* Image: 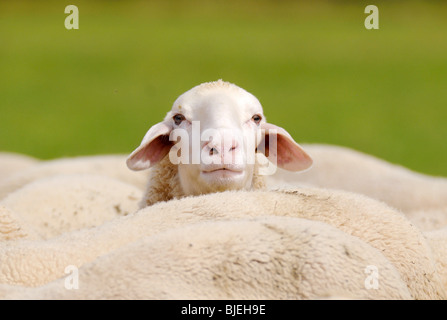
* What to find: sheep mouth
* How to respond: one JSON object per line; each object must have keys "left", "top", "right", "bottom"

{"left": 200, "top": 165, "right": 245, "bottom": 181}
{"left": 200, "top": 168, "right": 245, "bottom": 186}
{"left": 201, "top": 164, "right": 244, "bottom": 175}
{"left": 203, "top": 168, "right": 241, "bottom": 173}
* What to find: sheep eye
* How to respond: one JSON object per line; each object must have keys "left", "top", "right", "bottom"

{"left": 173, "top": 114, "right": 185, "bottom": 125}
{"left": 252, "top": 114, "right": 262, "bottom": 125}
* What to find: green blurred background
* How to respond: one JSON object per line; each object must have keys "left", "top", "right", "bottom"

{"left": 0, "top": 0, "right": 446, "bottom": 176}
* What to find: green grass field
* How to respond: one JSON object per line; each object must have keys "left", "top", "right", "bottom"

{"left": 1, "top": 0, "right": 446, "bottom": 176}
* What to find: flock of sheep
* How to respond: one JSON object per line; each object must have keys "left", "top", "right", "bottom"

{"left": 1, "top": 80, "right": 446, "bottom": 300}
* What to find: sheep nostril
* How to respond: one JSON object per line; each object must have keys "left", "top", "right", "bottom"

{"left": 228, "top": 142, "right": 238, "bottom": 152}
{"left": 209, "top": 148, "right": 218, "bottom": 156}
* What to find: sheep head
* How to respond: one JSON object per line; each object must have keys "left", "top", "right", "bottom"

{"left": 127, "top": 80, "right": 312, "bottom": 197}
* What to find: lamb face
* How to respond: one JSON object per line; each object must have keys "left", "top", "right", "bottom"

{"left": 127, "top": 80, "right": 312, "bottom": 197}
{"left": 168, "top": 84, "right": 263, "bottom": 195}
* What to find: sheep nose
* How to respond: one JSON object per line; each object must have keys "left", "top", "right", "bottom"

{"left": 208, "top": 140, "right": 238, "bottom": 156}
{"left": 202, "top": 131, "right": 241, "bottom": 166}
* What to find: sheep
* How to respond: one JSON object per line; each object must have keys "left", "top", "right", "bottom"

{"left": 0, "top": 188, "right": 443, "bottom": 299}
{"left": 0, "top": 174, "right": 142, "bottom": 239}
{"left": 268, "top": 144, "right": 447, "bottom": 218}
{"left": 0, "top": 217, "right": 412, "bottom": 300}
{"left": 126, "top": 79, "right": 313, "bottom": 207}
{"left": 0, "top": 205, "right": 39, "bottom": 241}
{"left": 406, "top": 208, "right": 447, "bottom": 232}
{"left": 0, "top": 152, "right": 39, "bottom": 181}
{"left": 424, "top": 227, "right": 447, "bottom": 291}
{"left": 0, "top": 206, "right": 26, "bottom": 241}
{"left": 0, "top": 155, "right": 148, "bottom": 200}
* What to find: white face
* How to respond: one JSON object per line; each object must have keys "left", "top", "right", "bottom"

{"left": 165, "top": 86, "right": 265, "bottom": 196}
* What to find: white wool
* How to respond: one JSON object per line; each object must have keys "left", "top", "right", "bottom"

{"left": 406, "top": 208, "right": 447, "bottom": 232}
{"left": 425, "top": 227, "right": 447, "bottom": 292}
{"left": 0, "top": 152, "right": 39, "bottom": 181}
{"left": 0, "top": 206, "right": 40, "bottom": 241}
{"left": 0, "top": 217, "right": 411, "bottom": 300}
{"left": 0, "top": 188, "right": 443, "bottom": 299}
{"left": 0, "top": 174, "right": 142, "bottom": 239}
{"left": 268, "top": 144, "right": 447, "bottom": 228}
{"left": 0, "top": 155, "right": 148, "bottom": 200}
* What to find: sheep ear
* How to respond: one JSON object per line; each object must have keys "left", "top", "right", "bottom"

{"left": 257, "top": 123, "right": 313, "bottom": 171}
{"left": 126, "top": 122, "right": 173, "bottom": 171}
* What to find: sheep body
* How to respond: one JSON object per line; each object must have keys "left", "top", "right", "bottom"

{"left": 269, "top": 144, "right": 447, "bottom": 216}
{"left": 425, "top": 227, "right": 447, "bottom": 291}
{"left": 0, "top": 188, "right": 443, "bottom": 299}
{"left": 0, "top": 152, "right": 39, "bottom": 181}
{"left": 406, "top": 208, "right": 447, "bottom": 232}
{"left": 0, "top": 217, "right": 412, "bottom": 300}
{"left": 0, "top": 206, "right": 39, "bottom": 241}
{"left": 0, "top": 155, "right": 148, "bottom": 200}
{"left": 0, "top": 174, "right": 142, "bottom": 239}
